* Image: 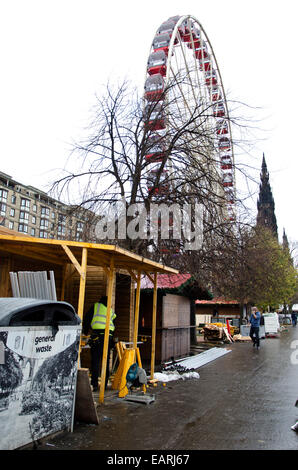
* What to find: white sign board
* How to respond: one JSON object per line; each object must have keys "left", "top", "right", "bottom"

{"left": 264, "top": 314, "right": 279, "bottom": 334}
{"left": 0, "top": 325, "right": 81, "bottom": 450}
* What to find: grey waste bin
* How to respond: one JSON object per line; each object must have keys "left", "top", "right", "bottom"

{"left": 240, "top": 324, "right": 265, "bottom": 338}
{"left": 0, "top": 298, "right": 81, "bottom": 450}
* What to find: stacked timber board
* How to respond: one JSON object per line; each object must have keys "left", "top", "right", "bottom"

{"left": 203, "top": 324, "right": 223, "bottom": 341}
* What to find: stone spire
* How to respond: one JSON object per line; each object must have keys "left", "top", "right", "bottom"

{"left": 256, "top": 154, "right": 278, "bottom": 237}
{"left": 282, "top": 227, "right": 289, "bottom": 251}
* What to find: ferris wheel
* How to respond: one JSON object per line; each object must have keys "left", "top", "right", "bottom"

{"left": 143, "top": 15, "right": 235, "bottom": 222}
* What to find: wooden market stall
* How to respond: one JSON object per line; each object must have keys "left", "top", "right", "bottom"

{"left": 139, "top": 273, "right": 212, "bottom": 363}
{"left": 0, "top": 231, "right": 178, "bottom": 403}
{"left": 195, "top": 298, "right": 241, "bottom": 326}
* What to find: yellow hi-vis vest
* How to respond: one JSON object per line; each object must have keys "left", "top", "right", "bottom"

{"left": 91, "top": 302, "right": 116, "bottom": 332}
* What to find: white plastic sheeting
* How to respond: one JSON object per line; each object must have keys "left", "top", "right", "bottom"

{"left": 154, "top": 371, "right": 200, "bottom": 382}
{"left": 164, "top": 347, "right": 232, "bottom": 371}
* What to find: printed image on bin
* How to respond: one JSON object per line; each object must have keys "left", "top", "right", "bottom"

{"left": 0, "top": 298, "right": 81, "bottom": 450}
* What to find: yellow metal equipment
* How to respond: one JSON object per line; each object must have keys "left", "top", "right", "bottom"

{"left": 112, "top": 343, "right": 146, "bottom": 397}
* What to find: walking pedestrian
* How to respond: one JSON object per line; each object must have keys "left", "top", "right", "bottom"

{"left": 83, "top": 296, "right": 116, "bottom": 391}
{"left": 291, "top": 312, "right": 297, "bottom": 327}
{"left": 249, "top": 306, "right": 261, "bottom": 349}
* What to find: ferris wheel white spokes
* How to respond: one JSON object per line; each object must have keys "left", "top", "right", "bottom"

{"left": 143, "top": 15, "right": 235, "bottom": 222}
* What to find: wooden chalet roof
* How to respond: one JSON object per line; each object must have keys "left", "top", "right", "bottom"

{"left": 0, "top": 230, "right": 179, "bottom": 275}
{"left": 141, "top": 273, "right": 191, "bottom": 289}
{"left": 140, "top": 273, "right": 212, "bottom": 300}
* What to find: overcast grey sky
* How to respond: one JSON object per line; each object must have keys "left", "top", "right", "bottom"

{"left": 0, "top": 0, "right": 297, "bottom": 243}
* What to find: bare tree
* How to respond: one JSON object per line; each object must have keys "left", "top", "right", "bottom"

{"left": 51, "top": 78, "right": 254, "bottom": 258}
{"left": 50, "top": 78, "right": 297, "bottom": 318}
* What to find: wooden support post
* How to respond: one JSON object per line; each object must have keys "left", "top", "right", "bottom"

{"left": 77, "top": 248, "right": 88, "bottom": 320}
{"left": 144, "top": 271, "right": 154, "bottom": 284}
{"left": 60, "top": 264, "right": 67, "bottom": 301}
{"left": 77, "top": 248, "right": 88, "bottom": 365}
{"left": 0, "top": 257, "right": 12, "bottom": 297}
{"left": 136, "top": 347, "right": 142, "bottom": 368}
{"left": 127, "top": 269, "right": 138, "bottom": 283}
{"left": 60, "top": 244, "right": 87, "bottom": 319}
{"left": 61, "top": 244, "right": 84, "bottom": 278}
{"left": 150, "top": 272, "right": 158, "bottom": 380}
{"left": 99, "top": 257, "right": 115, "bottom": 404}
{"left": 133, "top": 270, "right": 141, "bottom": 353}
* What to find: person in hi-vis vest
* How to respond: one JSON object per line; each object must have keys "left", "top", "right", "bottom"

{"left": 83, "top": 295, "right": 116, "bottom": 391}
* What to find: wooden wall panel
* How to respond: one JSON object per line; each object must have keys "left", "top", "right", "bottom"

{"left": 195, "top": 304, "right": 241, "bottom": 317}
{"left": 161, "top": 329, "right": 190, "bottom": 362}
{"left": 64, "top": 265, "right": 111, "bottom": 316}
{"left": 162, "top": 294, "right": 190, "bottom": 327}
{"left": 139, "top": 292, "right": 191, "bottom": 364}
{"left": 65, "top": 267, "right": 133, "bottom": 342}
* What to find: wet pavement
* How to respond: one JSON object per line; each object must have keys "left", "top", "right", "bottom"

{"left": 27, "top": 325, "right": 298, "bottom": 452}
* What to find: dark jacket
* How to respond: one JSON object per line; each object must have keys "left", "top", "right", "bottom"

{"left": 82, "top": 305, "right": 95, "bottom": 335}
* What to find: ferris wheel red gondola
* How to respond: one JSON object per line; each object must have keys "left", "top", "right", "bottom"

{"left": 143, "top": 15, "right": 236, "bottom": 220}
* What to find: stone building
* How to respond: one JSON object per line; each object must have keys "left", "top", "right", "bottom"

{"left": 0, "top": 171, "right": 95, "bottom": 241}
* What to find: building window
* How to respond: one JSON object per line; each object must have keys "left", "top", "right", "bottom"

{"left": 11, "top": 195, "right": 16, "bottom": 204}
{"left": 21, "top": 198, "right": 30, "bottom": 211}
{"left": 32, "top": 204, "right": 37, "bottom": 212}
{"left": 18, "top": 223, "right": 28, "bottom": 233}
{"left": 10, "top": 208, "right": 15, "bottom": 217}
{"left": 58, "top": 214, "right": 66, "bottom": 224}
{"left": 0, "top": 203, "right": 6, "bottom": 216}
{"left": 39, "top": 230, "right": 48, "bottom": 238}
{"left": 41, "top": 206, "right": 50, "bottom": 217}
{"left": 19, "top": 211, "right": 29, "bottom": 222}
{"left": 31, "top": 228, "right": 35, "bottom": 236}
{"left": 0, "top": 189, "right": 8, "bottom": 201}
{"left": 75, "top": 221, "right": 84, "bottom": 241}
{"left": 9, "top": 221, "right": 14, "bottom": 230}
{"left": 40, "top": 218, "right": 49, "bottom": 228}
{"left": 58, "top": 225, "right": 66, "bottom": 235}
{"left": 32, "top": 215, "right": 36, "bottom": 224}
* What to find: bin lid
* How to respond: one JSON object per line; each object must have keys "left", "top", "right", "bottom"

{"left": 0, "top": 297, "right": 81, "bottom": 326}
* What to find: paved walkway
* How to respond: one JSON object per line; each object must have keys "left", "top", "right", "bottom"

{"left": 29, "top": 325, "right": 298, "bottom": 451}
